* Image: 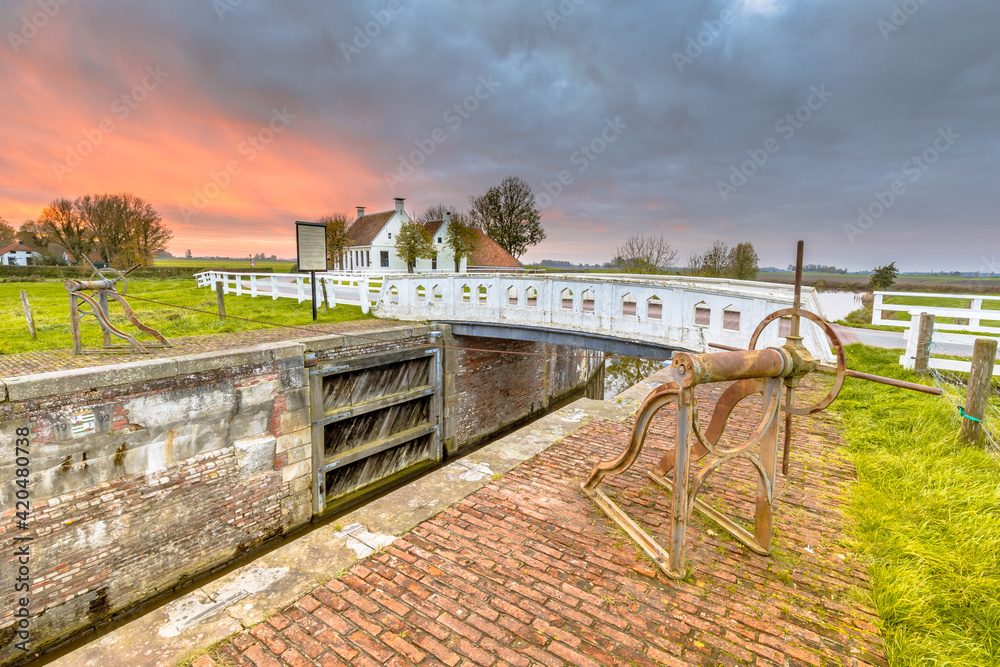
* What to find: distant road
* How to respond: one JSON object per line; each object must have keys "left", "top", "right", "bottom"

{"left": 829, "top": 324, "right": 978, "bottom": 357}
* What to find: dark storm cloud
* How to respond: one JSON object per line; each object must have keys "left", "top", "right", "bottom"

{"left": 3, "top": 0, "right": 998, "bottom": 269}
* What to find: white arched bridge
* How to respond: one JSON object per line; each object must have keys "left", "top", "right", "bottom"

{"left": 372, "top": 273, "right": 835, "bottom": 362}
{"left": 196, "top": 270, "right": 835, "bottom": 361}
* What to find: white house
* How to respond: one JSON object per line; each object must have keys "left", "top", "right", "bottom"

{"left": 0, "top": 242, "right": 43, "bottom": 266}
{"left": 336, "top": 198, "right": 521, "bottom": 273}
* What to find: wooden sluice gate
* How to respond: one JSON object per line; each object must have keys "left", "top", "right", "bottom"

{"left": 309, "top": 346, "right": 443, "bottom": 515}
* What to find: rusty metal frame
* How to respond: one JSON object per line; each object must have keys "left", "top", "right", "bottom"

{"left": 66, "top": 258, "right": 170, "bottom": 354}
{"left": 582, "top": 241, "right": 942, "bottom": 580}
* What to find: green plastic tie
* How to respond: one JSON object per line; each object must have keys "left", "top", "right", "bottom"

{"left": 958, "top": 406, "right": 982, "bottom": 423}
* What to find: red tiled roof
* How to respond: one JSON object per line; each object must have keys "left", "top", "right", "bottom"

{"left": 346, "top": 210, "right": 395, "bottom": 246}
{"left": 467, "top": 229, "right": 522, "bottom": 269}
{"left": 422, "top": 219, "right": 444, "bottom": 237}
{"left": 0, "top": 242, "right": 36, "bottom": 255}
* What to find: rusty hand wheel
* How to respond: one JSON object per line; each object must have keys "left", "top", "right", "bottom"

{"left": 748, "top": 307, "right": 847, "bottom": 416}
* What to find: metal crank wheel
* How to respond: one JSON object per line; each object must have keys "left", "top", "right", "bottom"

{"left": 748, "top": 307, "right": 846, "bottom": 415}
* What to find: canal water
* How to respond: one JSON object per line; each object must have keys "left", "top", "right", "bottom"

{"left": 815, "top": 290, "right": 864, "bottom": 322}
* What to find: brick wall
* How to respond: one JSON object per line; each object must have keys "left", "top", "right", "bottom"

{"left": 452, "top": 336, "right": 601, "bottom": 449}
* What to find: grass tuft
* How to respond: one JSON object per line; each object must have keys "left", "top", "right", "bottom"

{"left": 837, "top": 344, "right": 1000, "bottom": 665}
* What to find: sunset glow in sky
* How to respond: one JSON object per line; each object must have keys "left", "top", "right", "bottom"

{"left": 2, "top": 1, "right": 998, "bottom": 270}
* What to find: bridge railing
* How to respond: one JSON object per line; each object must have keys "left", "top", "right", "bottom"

{"left": 373, "top": 273, "right": 835, "bottom": 362}
{"left": 195, "top": 271, "right": 385, "bottom": 313}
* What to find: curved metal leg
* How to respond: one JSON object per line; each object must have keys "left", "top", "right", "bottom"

{"left": 653, "top": 378, "right": 766, "bottom": 477}
{"left": 74, "top": 292, "right": 149, "bottom": 353}
{"left": 107, "top": 291, "right": 171, "bottom": 347}
{"left": 581, "top": 381, "right": 686, "bottom": 577}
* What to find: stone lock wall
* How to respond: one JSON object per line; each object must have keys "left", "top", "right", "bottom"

{"left": 0, "top": 341, "right": 314, "bottom": 663}
{"left": 0, "top": 324, "right": 599, "bottom": 663}
{"left": 444, "top": 333, "right": 604, "bottom": 452}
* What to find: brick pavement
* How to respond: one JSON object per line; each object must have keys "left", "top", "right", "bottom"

{"left": 0, "top": 319, "right": 393, "bottom": 377}
{"left": 192, "top": 381, "right": 885, "bottom": 667}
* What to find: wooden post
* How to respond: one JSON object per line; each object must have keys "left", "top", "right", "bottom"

{"left": 960, "top": 337, "right": 998, "bottom": 446}
{"left": 20, "top": 290, "right": 36, "bottom": 340}
{"left": 914, "top": 312, "right": 936, "bottom": 375}
{"left": 215, "top": 280, "right": 226, "bottom": 321}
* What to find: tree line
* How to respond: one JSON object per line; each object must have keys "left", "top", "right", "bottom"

{"left": 1, "top": 193, "right": 172, "bottom": 267}
{"left": 608, "top": 235, "right": 761, "bottom": 281}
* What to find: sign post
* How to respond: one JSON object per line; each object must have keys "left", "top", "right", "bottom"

{"left": 295, "top": 221, "right": 328, "bottom": 322}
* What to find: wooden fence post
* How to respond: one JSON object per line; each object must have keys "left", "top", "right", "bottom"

{"left": 914, "top": 312, "right": 936, "bottom": 375}
{"left": 215, "top": 280, "right": 226, "bottom": 321}
{"left": 960, "top": 337, "right": 998, "bottom": 446}
{"left": 20, "top": 290, "right": 36, "bottom": 340}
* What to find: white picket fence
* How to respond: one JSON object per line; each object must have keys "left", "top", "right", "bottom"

{"left": 195, "top": 271, "right": 384, "bottom": 313}
{"left": 873, "top": 291, "right": 1000, "bottom": 333}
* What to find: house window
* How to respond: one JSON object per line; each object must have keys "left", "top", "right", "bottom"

{"left": 438, "top": 237, "right": 442, "bottom": 243}
{"left": 431, "top": 254, "right": 437, "bottom": 270}
{"left": 380, "top": 251, "right": 389, "bottom": 268}
{"left": 387, "top": 233, "right": 392, "bottom": 239}
{"left": 366, "top": 251, "right": 370, "bottom": 266}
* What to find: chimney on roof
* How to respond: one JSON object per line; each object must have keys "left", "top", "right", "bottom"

{"left": 443, "top": 211, "right": 452, "bottom": 225}
{"left": 356, "top": 206, "right": 365, "bottom": 218}
{"left": 394, "top": 197, "right": 405, "bottom": 214}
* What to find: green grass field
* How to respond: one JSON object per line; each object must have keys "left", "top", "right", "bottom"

{"left": 838, "top": 346, "right": 1000, "bottom": 665}
{"left": 0, "top": 279, "right": 372, "bottom": 355}
{"left": 153, "top": 258, "right": 296, "bottom": 272}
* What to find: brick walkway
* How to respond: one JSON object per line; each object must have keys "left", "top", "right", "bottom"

{"left": 193, "top": 383, "right": 885, "bottom": 667}
{"left": 0, "top": 319, "right": 393, "bottom": 377}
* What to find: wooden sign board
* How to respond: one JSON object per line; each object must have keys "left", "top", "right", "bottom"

{"left": 296, "top": 221, "right": 328, "bottom": 272}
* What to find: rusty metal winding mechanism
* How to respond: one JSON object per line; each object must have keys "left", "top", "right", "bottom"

{"left": 66, "top": 257, "right": 170, "bottom": 354}
{"left": 582, "top": 241, "right": 940, "bottom": 579}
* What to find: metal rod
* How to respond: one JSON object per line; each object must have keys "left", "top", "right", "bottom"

{"left": 815, "top": 365, "right": 943, "bottom": 395}
{"left": 790, "top": 240, "right": 804, "bottom": 338}
{"left": 311, "top": 270, "right": 318, "bottom": 321}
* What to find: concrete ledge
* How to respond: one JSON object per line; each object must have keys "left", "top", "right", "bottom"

{"left": 52, "top": 395, "right": 636, "bottom": 667}
{"left": 2, "top": 342, "right": 308, "bottom": 402}
{"left": 4, "top": 358, "right": 181, "bottom": 402}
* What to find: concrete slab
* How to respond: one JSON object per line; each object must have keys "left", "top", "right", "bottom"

{"left": 51, "top": 396, "right": 634, "bottom": 667}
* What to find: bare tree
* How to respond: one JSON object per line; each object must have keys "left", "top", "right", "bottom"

{"left": 394, "top": 221, "right": 435, "bottom": 273}
{"left": 612, "top": 234, "right": 678, "bottom": 274}
{"left": 77, "top": 193, "right": 171, "bottom": 266}
{"left": 689, "top": 240, "right": 731, "bottom": 277}
{"left": 38, "top": 198, "right": 94, "bottom": 265}
{"left": 417, "top": 204, "right": 470, "bottom": 225}
{"left": 468, "top": 176, "right": 545, "bottom": 259}
{"left": 318, "top": 211, "right": 350, "bottom": 271}
{"left": 728, "top": 242, "right": 759, "bottom": 280}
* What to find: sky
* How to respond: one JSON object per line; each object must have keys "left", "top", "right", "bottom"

{"left": 1, "top": 0, "right": 998, "bottom": 272}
